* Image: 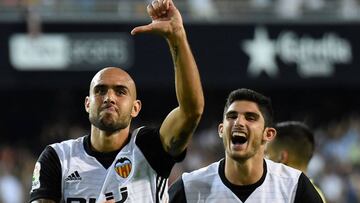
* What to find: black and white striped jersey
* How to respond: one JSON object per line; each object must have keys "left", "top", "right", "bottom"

{"left": 169, "top": 159, "right": 323, "bottom": 203}
{"left": 30, "top": 126, "right": 183, "bottom": 203}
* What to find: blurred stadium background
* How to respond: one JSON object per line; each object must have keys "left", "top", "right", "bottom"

{"left": 1, "top": 0, "right": 360, "bottom": 202}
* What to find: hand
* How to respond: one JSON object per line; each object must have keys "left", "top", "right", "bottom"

{"left": 131, "top": 0, "right": 185, "bottom": 41}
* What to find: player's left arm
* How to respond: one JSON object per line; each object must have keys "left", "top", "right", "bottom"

{"left": 131, "top": 0, "right": 204, "bottom": 157}
{"left": 294, "top": 173, "right": 324, "bottom": 203}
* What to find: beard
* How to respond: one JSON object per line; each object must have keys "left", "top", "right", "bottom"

{"left": 224, "top": 135, "right": 263, "bottom": 163}
{"left": 89, "top": 111, "right": 131, "bottom": 132}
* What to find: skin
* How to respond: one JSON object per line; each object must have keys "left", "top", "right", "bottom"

{"left": 266, "top": 139, "right": 308, "bottom": 173}
{"left": 218, "top": 100, "right": 276, "bottom": 186}
{"left": 86, "top": 67, "right": 141, "bottom": 152}
{"left": 265, "top": 129, "right": 328, "bottom": 202}
{"left": 32, "top": 0, "right": 204, "bottom": 202}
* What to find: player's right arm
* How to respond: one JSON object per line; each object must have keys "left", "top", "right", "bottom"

{"left": 29, "top": 146, "right": 62, "bottom": 203}
{"left": 131, "top": 0, "right": 204, "bottom": 157}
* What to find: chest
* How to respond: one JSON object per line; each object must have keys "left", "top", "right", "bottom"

{"left": 60, "top": 146, "right": 158, "bottom": 202}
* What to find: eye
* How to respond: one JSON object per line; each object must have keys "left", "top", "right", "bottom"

{"left": 115, "top": 87, "right": 127, "bottom": 96}
{"left": 94, "top": 86, "right": 107, "bottom": 95}
{"left": 245, "top": 113, "right": 258, "bottom": 121}
{"left": 226, "top": 112, "right": 238, "bottom": 120}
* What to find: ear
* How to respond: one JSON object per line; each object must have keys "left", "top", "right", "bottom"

{"left": 279, "top": 150, "right": 289, "bottom": 164}
{"left": 218, "top": 123, "right": 224, "bottom": 138}
{"left": 263, "top": 127, "right": 276, "bottom": 142}
{"left": 85, "top": 96, "right": 90, "bottom": 113}
{"left": 131, "top": 100, "right": 142, "bottom": 117}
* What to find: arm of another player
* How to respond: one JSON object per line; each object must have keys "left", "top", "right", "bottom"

{"left": 131, "top": 0, "right": 204, "bottom": 157}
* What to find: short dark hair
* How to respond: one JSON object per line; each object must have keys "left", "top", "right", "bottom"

{"left": 223, "top": 88, "right": 274, "bottom": 127}
{"left": 274, "top": 121, "right": 315, "bottom": 164}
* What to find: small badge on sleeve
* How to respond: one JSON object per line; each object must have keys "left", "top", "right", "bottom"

{"left": 31, "top": 162, "right": 41, "bottom": 191}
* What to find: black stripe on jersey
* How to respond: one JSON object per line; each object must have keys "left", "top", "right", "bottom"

{"left": 156, "top": 175, "right": 167, "bottom": 203}
{"left": 74, "top": 171, "right": 81, "bottom": 179}
{"left": 136, "top": 127, "right": 185, "bottom": 177}
{"left": 168, "top": 176, "right": 187, "bottom": 203}
{"left": 294, "top": 173, "right": 324, "bottom": 203}
{"left": 29, "top": 146, "right": 62, "bottom": 203}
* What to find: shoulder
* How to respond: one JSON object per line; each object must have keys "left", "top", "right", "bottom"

{"left": 50, "top": 136, "right": 86, "bottom": 160}
{"left": 294, "top": 173, "right": 324, "bottom": 203}
{"left": 182, "top": 161, "right": 220, "bottom": 185}
{"left": 50, "top": 136, "right": 85, "bottom": 150}
{"left": 265, "top": 158, "right": 302, "bottom": 181}
{"left": 50, "top": 136, "right": 85, "bottom": 149}
{"left": 134, "top": 126, "right": 157, "bottom": 138}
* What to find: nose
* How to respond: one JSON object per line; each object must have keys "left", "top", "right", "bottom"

{"left": 234, "top": 115, "right": 246, "bottom": 127}
{"left": 104, "top": 89, "right": 116, "bottom": 105}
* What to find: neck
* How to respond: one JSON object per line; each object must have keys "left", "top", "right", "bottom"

{"left": 224, "top": 153, "right": 264, "bottom": 185}
{"left": 289, "top": 163, "right": 307, "bottom": 174}
{"left": 90, "top": 126, "right": 130, "bottom": 153}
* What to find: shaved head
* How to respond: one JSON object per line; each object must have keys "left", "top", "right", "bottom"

{"left": 90, "top": 67, "right": 137, "bottom": 99}
{"left": 86, "top": 67, "right": 141, "bottom": 132}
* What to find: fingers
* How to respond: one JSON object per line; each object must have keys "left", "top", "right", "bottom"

{"left": 131, "top": 24, "right": 153, "bottom": 35}
{"left": 147, "top": 0, "right": 171, "bottom": 19}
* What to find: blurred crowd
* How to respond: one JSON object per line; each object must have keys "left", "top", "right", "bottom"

{"left": 1, "top": 114, "right": 360, "bottom": 203}
{"left": 1, "top": 0, "right": 360, "bottom": 203}
{"left": 0, "top": 0, "right": 359, "bottom": 21}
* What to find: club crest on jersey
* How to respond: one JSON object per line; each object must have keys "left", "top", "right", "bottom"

{"left": 31, "top": 162, "right": 41, "bottom": 191}
{"left": 114, "top": 157, "right": 132, "bottom": 178}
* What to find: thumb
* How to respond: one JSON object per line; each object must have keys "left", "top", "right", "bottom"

{"left": 131, "top": 24, "right": 154, "bottom": 35}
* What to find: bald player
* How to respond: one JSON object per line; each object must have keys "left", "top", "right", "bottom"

{"left": 266, "top": 121, "right": 326, "bottom": 202}
{"left": 29, "top": 0, "right": 204, "bottom": 202}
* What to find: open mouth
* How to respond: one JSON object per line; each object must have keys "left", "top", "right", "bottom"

{"left": 231, "top": 132, "right": 248, "bottom": 145}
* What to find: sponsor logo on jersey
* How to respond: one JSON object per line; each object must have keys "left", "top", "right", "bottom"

{"left": 66, "top": 187, "right": 128, "bottom": 203}
{"left": 65, "top": 170, "right": 82, "bottom": 181}
{"left": 114, "top": 157, "right": 132, "bottom": 178}
{"left": 31, "top": 162, "right": 41, "bottom": 191}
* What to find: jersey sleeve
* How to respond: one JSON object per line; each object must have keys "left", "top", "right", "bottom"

{"left": 29, "top": 146, "right": 62, "bottom": 203}
{"left": 169, "top": 176, "right": 187, "bottom": 203}
{"left": 294, "top": 173, "right": 324, "bottom": 203}
{"left": 135, "top": 127, "right": 186, "bottom": 178}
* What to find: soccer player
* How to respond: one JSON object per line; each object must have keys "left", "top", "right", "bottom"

{"left": 29, "top": 0, "right": 204, "bottom": 202}
{"left": 266, "top": 121, "right": 327, "bottom": 202}
{"left": 169, "top": 88, "right": 323, "bottom": 203}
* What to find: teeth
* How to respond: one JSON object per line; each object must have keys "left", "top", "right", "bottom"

{"left": 232, "top": 132, "right": 246, "bottom": 137}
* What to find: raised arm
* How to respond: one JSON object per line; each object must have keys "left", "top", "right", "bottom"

{"left": 131, "top": 0, "right": 204, "bottom": 156}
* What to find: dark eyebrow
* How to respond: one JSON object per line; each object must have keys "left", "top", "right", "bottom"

{"left": 225, "top": 110, "right": 260, "bottom": 118}
{"left": 94, "top": 84, "right": 128, "bottom": 90}
{"left": 93, "top": 84, "right": 106, "bottom": 89}
{"left": 245, "top": 112, "right": 260, "bottom": 119}
{"left": 93, "top": 84, "right": 130, "bottom": 94}
{"left": 114, "top": 85, "right": 130, "bottom": 91}
{"left": 225, "top": 110, "right": 238, "bottom": 116}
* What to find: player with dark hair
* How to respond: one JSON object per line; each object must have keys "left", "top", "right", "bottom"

{"left": 266, "top": 121, "right": 326, "bottom": 202}
{"left": 169, "top": 88, "right": 323, "bottom": 203}
{"left": 29, "top": 0, "right": 204, "bottom": 202}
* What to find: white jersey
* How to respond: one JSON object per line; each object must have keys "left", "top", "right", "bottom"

{"left": 52, "top": 128, "right": 167, "bottom": 203}
{"left": 169, "top": 159, "right": 323, "bottom": 203}
{"left": 30, "top": 127, "right": 175, "bottom": 203}
{"left": 182, "top": 159, "right": 299, "bottom": 203}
